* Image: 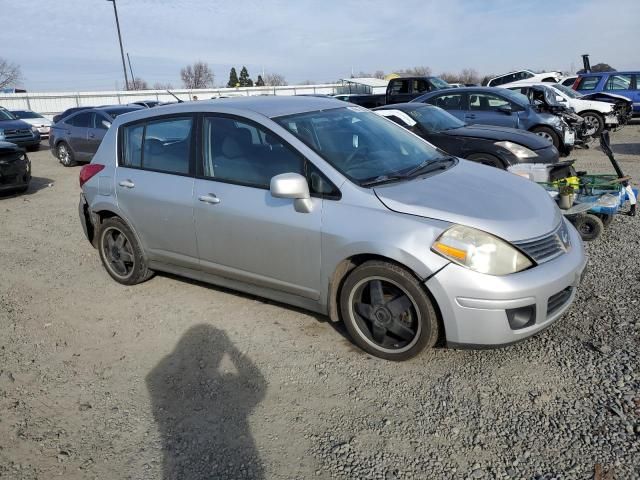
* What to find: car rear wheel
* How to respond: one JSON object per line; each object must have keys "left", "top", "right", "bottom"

{"left": 339, "top": 261, "right": 439, "bottom": 361}
{"left": 465, "top": 153, "right": 505, "bottom": 169}
{"left": 98, "top": 217, "right": 154, "bottom": 285}
{"left": 57, "top": 142, "right": 76, "bottom": 167}
{"left": 531, "top": 126, "right": 560, "bottom": 149}
{"left": 579, "top": 111, "right": 604, "bottom": 137}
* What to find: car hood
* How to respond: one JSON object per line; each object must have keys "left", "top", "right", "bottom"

{"left": 374, "top": 159, "right": 561, "bottom": 242}
{"left": 442, "top": 124, "right": 551, "bottom": 150}
{"left": 18, "top": 117, "right": 52, "bottom": 127}
{"left": 580, "top": 92, "right": 633, "bottom": 107}
{"left": 571, "top": 98, "right": 612, "bottom": 113}
{"left": 0, "top": 119, "right": 33, "bottom": 130}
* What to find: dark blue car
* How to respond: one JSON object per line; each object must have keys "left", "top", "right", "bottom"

{"left": 411, "top": 87, "right": 575, "bottom": 155}
{"left": 573, "top": 72, "right": 640, "bottom": 116}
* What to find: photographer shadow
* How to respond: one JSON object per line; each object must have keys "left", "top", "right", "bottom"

{"left": 147, "top": 325, "right": 266, "bottom": 479}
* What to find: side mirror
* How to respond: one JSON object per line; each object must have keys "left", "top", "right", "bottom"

{"left": 101, "top": 120, "right": 112, "bottom": 129}
{"left": 555, "top": 95, "right": 566, "bottom": 102}
{"left": 270, "top": 172, "right": 312, "bottom": 213}
{"left": 497, "top": 105, "right": 512, "bottom": 114}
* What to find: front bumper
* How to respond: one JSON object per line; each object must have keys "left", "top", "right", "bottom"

{"left": 426, "top": 221, "right": 586, "bottom": 347}
{"left": 529, "top": 144, "right": 559, "bottom": 165}
{"left": 0, "top": 156, "right": 31, "bottom": 191}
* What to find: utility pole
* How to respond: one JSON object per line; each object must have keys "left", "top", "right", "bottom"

{"left": 127, "top": 53, "right": 135, "bottom": 86}
{"left": 107, "top": 0, "right": 129, "bottom": 90}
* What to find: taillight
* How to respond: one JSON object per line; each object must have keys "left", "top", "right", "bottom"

{"left": 571, "top": 78, "right": 580, "bottom": 90}
{"left": 79, "top": 164, "right": 105, "bottom": 187}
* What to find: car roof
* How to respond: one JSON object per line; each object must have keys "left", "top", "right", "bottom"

{"left": 95, "top": 105, "right": 145, "bottom": 112}
{"left": 375, "top": 103, "right": 434, "bottom": 111}
{"left": 117, "top": 96, "right": 347, "bottom": 120}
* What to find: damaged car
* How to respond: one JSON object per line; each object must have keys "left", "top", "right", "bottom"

{"left": 505, "top": 82, "right": 632, "bottom": 137}
{"left": 0, "top": 141, "right": 31, "bottom": 194}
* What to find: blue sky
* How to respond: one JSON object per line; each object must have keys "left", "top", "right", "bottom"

{"left": 1, "top": 0, "right": 638, "bottom": 91}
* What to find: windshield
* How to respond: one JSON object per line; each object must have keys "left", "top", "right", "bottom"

{"left": 429, "top": 77, "right": 451, "bottom": 89}
{"left": 407, "top": 105, "right": 465, "bottom": 132}
{"left": 498, "top": 89, "right": 530, "bottom": 106}
{"left": 11, "top": 110, "right": 43, "bottom": 119}
{"left": 552, "top": 83, "right": 581, "bottom": 99}
{"left": 274, "top": 107, "right": 448, "bottom": 185}
{"left": 0, "top": 108, "right": 17, "bottom": 121}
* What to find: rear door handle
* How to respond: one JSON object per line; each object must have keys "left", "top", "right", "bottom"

{"left": 198, "top": 193, "right": 220, "bottom": 204}
{"left": 465, "top": 114, "right": 476, "bottom": 119}
{"left": 89, "top": 133, "right": 95, "bottom": 138}
{"left": 119, "top": 179, "right": 135, "bottom": 188}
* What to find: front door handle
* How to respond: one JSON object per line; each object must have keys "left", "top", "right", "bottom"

{"left": 198, "top": 193, "right": 220, "bottom": 204}
{"left": 119, "top": 179, "right": 135, "bottom": 188}
{"left": 465, "top": 114, "right": 476, "bottom": 119}
{"left": 89, "top": 133, "right": 95, "bottom": 138}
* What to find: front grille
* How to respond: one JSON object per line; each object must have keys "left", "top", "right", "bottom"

{"left": 514, "top": 222, "right": 569, "bottom": 264}
{"left": 5, "top": 129, "right": 34, "bottom": 141}
{"left": 547, "top": 287, "right": 573, "bottom": 317}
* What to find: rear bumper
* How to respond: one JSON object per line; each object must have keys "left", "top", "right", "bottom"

{"left": 426, "top": 221, "right": 586, "bottom": 347}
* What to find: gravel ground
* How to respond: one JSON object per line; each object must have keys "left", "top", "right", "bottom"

{"left": 0, "top": 123, "right": 639, "bottom": 480}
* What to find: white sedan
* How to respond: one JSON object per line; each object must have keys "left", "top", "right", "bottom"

{"left": 10, "top": 110, "right": 53, "bottom": 139}
{"left": 502, "top": 82, "right": 623, "bottom": 137}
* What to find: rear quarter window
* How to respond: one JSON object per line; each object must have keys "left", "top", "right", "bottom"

{"left": 576, "top": 76, "right": 601, "bottom": 91}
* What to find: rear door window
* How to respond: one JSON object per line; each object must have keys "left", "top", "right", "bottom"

{"left": 69, "top": 112, "right": 92, "bottom": 127}
{"left": 604, "top": 74, "right": 633, "bottom": 91}
{"left": 576, "top": 76, "right": 602, "bottom": 91}
{"left": 428, "top": 93, "right": 465, "bottom": 110}
{"left": 120, "top": 116, "right": 193, "bottom": 175}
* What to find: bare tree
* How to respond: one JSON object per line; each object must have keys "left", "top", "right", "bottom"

{"left": 300, "top": 80, "right": 317, "bottom": 85}
{"left": 0, "top": 58, "right": 22, "bottom": 89}
{"left": 439, "top": 72, "right": 460, "bottom": 83}
{"left": 397, "top": 66, "right": 432, "bottom": 77}
{"left": 373, "top": 70, "right": 386, "bottom": 80}
{"left": 153, "top": 81, "right": 174, "bottom": 90}
{"left": 458, "top": 68, "right": 480, "bottom": 85}
{"left": 130, "top": 77, "right": 149, "bottom": 90}
{"left": 263, "top": 73, "right": 287, "bottom": 86}
{"left": 180, "top": 61, "right": 214, "bottom": 89}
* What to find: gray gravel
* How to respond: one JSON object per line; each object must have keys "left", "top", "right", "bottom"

{"left": 0, "top": 123, "right": 639, "bottom": 479}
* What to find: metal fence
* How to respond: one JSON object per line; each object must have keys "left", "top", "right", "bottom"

{"left": 0, "top": 84, "right": 341, "bottom": 119}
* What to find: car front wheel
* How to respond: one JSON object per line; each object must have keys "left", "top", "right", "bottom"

{"left": 579, "top": 111, "right": 604, "bottom": 137}
{"left": 531, "top": 126, "right": 560, "bottom": 149}
{"left": 339, "top": 261, "right": 440, "bottom": 361}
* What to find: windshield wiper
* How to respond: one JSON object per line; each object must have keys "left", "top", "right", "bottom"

{"left": 359, "top": 174, "right": 407, "bottom": 187}
{"left": 403, "top": 156, "right": 455, "bottom": 178}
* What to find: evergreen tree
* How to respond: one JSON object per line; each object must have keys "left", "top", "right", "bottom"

{"left": 256, "top": 75, "right": 265, "bottom": 87}
{"left": 227, "top": 67, "right": 239, "bottom": 88}
{"left": 239, "top": 66, "right": 253, "bottom": 87}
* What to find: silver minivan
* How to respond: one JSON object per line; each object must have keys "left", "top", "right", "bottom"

{"left": 79, "top": 97, "right": 586, "bottom": 360}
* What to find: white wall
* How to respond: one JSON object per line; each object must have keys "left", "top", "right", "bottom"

{"left": 0, "top": 84, "right": 340, "bottom": 119}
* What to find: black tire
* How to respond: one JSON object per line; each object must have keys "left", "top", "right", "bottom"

{"left": 466, "top": 153, "right": 505, "bottom": 169}
{"left": 597, "top": 213, "right": 614, "bottom": 227}
{"left": 579, "top": 111, "right": 604, "bottom": 137}
{"left": 573, "top": 214, "right": 604, "bottom": 242}
{"left": 339, "top": 260, "right": 440, "bottom": 361}
{"left": 531, "top": 126, "right": 560, "bottom": 149}
{"left": 97, "top": 217, "right": 154, "bottom": 285}
{"left": 56, "top": 142, "right": 76, "bottom": 167}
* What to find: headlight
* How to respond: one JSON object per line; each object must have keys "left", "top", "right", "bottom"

{"left": 494, "top": 141, "right": 538, "bottom": 159}
{"left": 432, "top": 225, "right": 533, "bottom": 275}
{"left": 31, "top": 126, "right": 39, "bottom": 134}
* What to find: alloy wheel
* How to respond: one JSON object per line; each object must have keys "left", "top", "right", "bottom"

{"left": 101, "top": 227, "right": 135, "bottom": 279}
{"left": 348, "top": 276, "right": 421, "bottom": 354}
{"left": 58, "top": 144, "right": 71, "bottom": 166}
{"left": 581, "top": 114, "right": 600, "bottom": 136}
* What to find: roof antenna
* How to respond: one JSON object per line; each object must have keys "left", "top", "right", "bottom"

{"left": 166, "top": 90, "right": 184, "bottom": 103}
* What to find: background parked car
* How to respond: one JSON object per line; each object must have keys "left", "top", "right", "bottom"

{"left": 561, "top": 76, "right": 578, "bottom": 87}
{"left": 385, "top": 76, "right": 451, "bottom": 104}
{"left": 374, "top": 103, "right": 560, "bottom": 168}
{"left": 411, "top": 87, "right": 575, "bottom": 155}
{"left": 10, "top": 109, "right": 53, "bottom": 139}
{"left": 504, "top": 82, "right": 628, "bottom": 136}
{"left": 0, "top": 107, "right": 41, "bottom": 151}
{"left": 485, "top": 70, "right": 563, "bottom": 87}
{"left": 50, "top": 105, "right": 143, "bottom": 166}
{"left": 52, "top": 106, "right": 93, "bottom": 124}
{"left": 572, "top": 71, "right": 640, "bottom": 116}
{"left": 130, "top": 100, "right": 164, "bottom": 108}
{"left": 0, "top": 141, "right": 31, "bottom": 194}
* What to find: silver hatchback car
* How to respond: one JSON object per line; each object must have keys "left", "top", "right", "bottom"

{"left": 79, "top": 97, "right": 586, "bottom": 360}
